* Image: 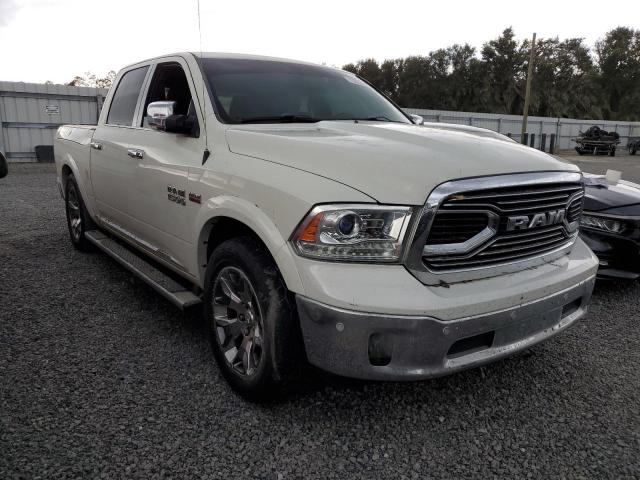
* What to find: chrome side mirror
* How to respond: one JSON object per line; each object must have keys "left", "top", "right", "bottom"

{"left": 409, "top": 114, "right": 424, "bottom": 125}
{"left": 147, "top": 101, "right": 176, "bottom": 130}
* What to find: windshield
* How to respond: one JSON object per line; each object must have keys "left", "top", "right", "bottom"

{"left": 201, "top": 58, "right": 410, "bottom": 124}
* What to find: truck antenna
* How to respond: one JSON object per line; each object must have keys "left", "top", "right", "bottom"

{"left": 197, "top": 0, "right": 210, "bottom": 164}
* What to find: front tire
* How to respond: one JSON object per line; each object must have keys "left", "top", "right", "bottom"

{"left": 203, "top": 236, "right": 304, "bottom": 401}
{"left": 64, "top": 175, "right": 95, "bottom": 251}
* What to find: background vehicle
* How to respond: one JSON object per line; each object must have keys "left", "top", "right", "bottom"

{"left": 582, "top": 173, "right": 640, "bottom": 280}
{"left": 54, "top": 53, "right": 598, "bottom": 400}
{"left": 573, "top": 126, "right": 620, "bottom": 156}
{"left": 0, "top": 150, "right": 7, "bottom": 179}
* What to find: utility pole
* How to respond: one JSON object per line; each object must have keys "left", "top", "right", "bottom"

{"left": 521, "top": 32, "right": 537, "bottom": 144}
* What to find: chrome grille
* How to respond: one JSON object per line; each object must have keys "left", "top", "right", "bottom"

{"left": 426, "top": 212, "right": 489, "bottom": 245}
{"left": 424, "top": 182, "right": 584, "bottom": 271}
{"left": 567, "top": 195, "right": 583, "bottom": 223}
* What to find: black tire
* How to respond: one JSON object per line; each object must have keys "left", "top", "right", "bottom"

{"left": 609, "top": 147, "right": 616, "bottom": 157}
{"left": 203, "top": 236, "right": 304, "bottom": 401}
{"left": 575, "top": 146, "right": 585, "bottom": 155}
{"left": 629, "top": 144, "right": 637, "bottom": 155}
{"left": 64, "top": 174, "right": 95, "bottom": 251}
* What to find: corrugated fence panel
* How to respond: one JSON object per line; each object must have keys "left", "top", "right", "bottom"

{"left": 5, "top": 127, "right": 56, "bottom": 153}
{"left": 0, "top": 81, "right": 108, "bottom": 161}
{"left": 405, "top": 108, "right": 640, "bottom": 151}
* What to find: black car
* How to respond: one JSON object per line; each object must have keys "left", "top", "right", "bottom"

{"left": 581, "top": 173, "right": 640, "bottom": 279}
{"left": 0, "top": 150, "right": 7, "bottom": 179}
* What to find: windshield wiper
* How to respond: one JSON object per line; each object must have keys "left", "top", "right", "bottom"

{"left": 349, "top": 116, "right": 406, "bottom": 123}
{"left": 238, "top": 114, "right": 321, "bottom": 124}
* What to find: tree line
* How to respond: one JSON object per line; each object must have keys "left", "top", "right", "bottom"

{"left": 66, "top": 71, "right": 116, "bottom": 89}
{"left": 343, "top": 27, "right": 640, "bottom": 121}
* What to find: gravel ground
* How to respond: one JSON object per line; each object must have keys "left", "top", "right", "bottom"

{"left": 1, "top": 163, "right": 639, "bottom": 479}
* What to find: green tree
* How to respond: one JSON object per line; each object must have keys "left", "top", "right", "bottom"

{"left": 343, "top": 26, "right": 639, "bottom": 121}
{"left": 530, "top": 37, "right": 602, "bottom": 119}
{"left": 68, "top": 71, "right": 116, "bottom": 89}
{"left": 479, "top": 27, "right": 526, "bottom": 114}
{"left": 596, "top": 27, "right": 640, "bottom": 120}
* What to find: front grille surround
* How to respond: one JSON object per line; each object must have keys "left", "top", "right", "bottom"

{"left": 404, "top": 171, "right": 584, "bottom": 285}
{"left": 424, "top": 185, "right": 583, "bottom": 271}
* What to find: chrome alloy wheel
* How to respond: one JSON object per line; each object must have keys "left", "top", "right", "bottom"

{"left": 67, "top": 184, "right": 82, "bottom": 242}
{"left": 212, "top": 266, "right": 264, "bottom": 377}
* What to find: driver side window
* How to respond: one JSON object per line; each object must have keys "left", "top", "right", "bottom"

{"left": 142, "top": 62, "right": 199, "bottom": 135}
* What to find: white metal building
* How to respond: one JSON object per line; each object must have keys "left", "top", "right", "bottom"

{"left": 0, "top": 81, "right": 108, "bottom": 162}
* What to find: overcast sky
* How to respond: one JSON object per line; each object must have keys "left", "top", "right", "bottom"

{"left": 0, "top": 0, "right": 637, "bottom": 84}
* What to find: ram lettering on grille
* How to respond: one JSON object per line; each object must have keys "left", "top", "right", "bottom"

{"left": 506, "top": 209, "right": 566, "bottom": 231}
{"left": 423, "top": 183, "right": 584, "bottom": 271}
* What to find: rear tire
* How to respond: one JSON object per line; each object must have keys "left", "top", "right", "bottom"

{"left": 203, "top": 236, "right": 304, "bottom": 401}
{"left": 64, "top": 174, "right": 95, "bottom": 251}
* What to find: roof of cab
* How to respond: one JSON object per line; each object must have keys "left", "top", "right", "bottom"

{"left": 121, "top": 52, "right": 333, "bottom": 72}
{"left": 191, "top": 52, "right": 324, "bottom": 67}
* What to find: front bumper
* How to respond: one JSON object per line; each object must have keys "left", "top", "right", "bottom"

{"left": 296, "top": 275, "right": 595, "bottom": 381}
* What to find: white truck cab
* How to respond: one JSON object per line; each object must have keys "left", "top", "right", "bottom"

{"left": 55, "top": 53, "right": 598, "bottom": 400}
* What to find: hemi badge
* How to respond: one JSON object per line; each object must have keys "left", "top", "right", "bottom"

{"left": 188, "top": 193, "right": 202, "bottom": 204}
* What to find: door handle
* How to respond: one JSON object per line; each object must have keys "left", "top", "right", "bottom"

{"left": 127, "top": 149, "right": 144, "bottom": 159}
{"left": 90, "top": 141, "right": 103, "bottom": 150}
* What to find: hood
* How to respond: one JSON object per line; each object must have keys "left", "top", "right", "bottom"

{"left": 420, "top": 122, "right": 518, "bottom": 143}
{"left": 584, "top": 173, "right": 640, "bottom": 215}
{"left": 226, "top": 121, "right": 579, "bottom": 205}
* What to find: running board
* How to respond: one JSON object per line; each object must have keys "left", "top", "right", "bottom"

{"left": 85, "top": 231, "right": 201, "bottom": 310}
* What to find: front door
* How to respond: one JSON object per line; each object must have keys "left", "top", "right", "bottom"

{"left": 128, "top": 59, "right": 206, "bottom": 272}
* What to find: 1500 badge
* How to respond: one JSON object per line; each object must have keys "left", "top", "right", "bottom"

{"left": 167, "top": 186, "right": 186, "bottom": 205}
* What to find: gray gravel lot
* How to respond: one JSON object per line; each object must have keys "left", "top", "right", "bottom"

{"left": 1, "top": 162, "right": 639, "bottom": 479}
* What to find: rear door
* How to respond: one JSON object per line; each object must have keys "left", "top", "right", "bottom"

{"left": 90, "top": 64, "right": 150, "bottom": 239}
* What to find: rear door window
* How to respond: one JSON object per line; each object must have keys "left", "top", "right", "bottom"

{"left": 107, "top": 66, "right": 149, "bottom": 126}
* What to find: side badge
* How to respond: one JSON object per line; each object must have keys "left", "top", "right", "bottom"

{"left": 167, "top": 186, "right": 186, "bottom": 206}
{"left": 188, "top": 193, "right": 202, "bottom": 204}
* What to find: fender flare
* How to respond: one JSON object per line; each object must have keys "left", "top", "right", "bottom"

{"left": 59, "top": 152, "right": 81, "bottom": 192}
{"left": 194, "top": 195, "right": 304, "bottom": 294}
{"left": 58, "top": 150, "right": 99, "bottom": 219}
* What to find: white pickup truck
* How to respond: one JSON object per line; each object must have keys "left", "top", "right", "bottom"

{"left": 55, "top": 53, "right": 598, "bottom": 399}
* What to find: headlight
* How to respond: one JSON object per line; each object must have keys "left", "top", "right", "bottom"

{"left": 291, "top": 204, "right": 414, "bottom": 262}
{"left": 580, "top": 214, "right": 627, "bottom": 234}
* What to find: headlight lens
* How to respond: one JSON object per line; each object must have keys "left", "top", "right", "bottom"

{"left": 580, "top": 214, "right": 626, "bottom": 234}
{"left": 292, "top": 204, "right": 414, "bottom": 261}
